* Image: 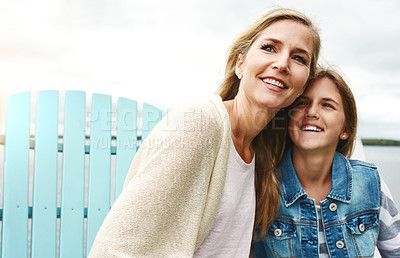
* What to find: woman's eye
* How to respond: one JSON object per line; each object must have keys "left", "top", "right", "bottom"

{"left": 261, "top": 45, "right": 274, "bottom": 52}
{"left": 293, "top": 55, "right": 306, "bottom": 64}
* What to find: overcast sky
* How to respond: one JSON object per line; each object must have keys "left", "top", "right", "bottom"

{"left": 1, "top": 0, "right": 399, "bottom": 140}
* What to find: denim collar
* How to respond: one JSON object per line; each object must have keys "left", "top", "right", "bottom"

{"left": 279, "top": 148, "right": 352, "bottom": 207}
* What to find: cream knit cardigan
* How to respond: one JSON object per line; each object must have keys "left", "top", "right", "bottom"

{"left": 89, "top": 96, "right": 231, "bottom": 257}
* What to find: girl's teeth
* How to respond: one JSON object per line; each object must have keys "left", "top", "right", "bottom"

{"left": 303, "top": 126, "right": 321, "bottom": 132}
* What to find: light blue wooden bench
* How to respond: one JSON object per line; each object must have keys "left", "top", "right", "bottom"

{"left": 0, "top": 90, "right": 162, "bottom": 257}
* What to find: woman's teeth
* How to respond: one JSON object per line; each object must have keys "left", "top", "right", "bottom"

{"left": 263, "top": 78, "right": 285, "bottom": 89}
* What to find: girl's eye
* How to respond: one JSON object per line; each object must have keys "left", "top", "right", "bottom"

{"left": 323, "top": 103, "right": 335, "bottom": 109}
{"left": 293, "top": 55, "right": 306, "bottom": 64}
{"left": 261, "top": 44, "right": 274, "bottom": 52}
{"left": 296, "top": 101, "right": 308, "bottom": 106}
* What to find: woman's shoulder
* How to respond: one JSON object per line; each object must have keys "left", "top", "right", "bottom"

{"left": 144, "top": 95, "right": 230, "bottom": 146}
{"left": 169, "top": 95, "right": 227, "bottom": 118}
{"left": 164, "top": 95, "right": 230, "bottom": 132}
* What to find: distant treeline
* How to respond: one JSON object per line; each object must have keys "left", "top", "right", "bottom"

{"left": 362, "top": 139, "right": 400, "bottom": 146}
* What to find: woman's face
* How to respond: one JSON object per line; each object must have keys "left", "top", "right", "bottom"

{"left": 289, "top": 77, "right": 348, "bottom": 154}
{"left": 236, "top": 19, "right": 313, "bottom": 111}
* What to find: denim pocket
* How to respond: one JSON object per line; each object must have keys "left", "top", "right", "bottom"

{"left": 265, "top": 219, "right": 297, "bottom": 258}
{"left": 345, "top": 212, "right": 379, "bottom": 257}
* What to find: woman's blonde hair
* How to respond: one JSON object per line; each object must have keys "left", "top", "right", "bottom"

{"left": 218, "top": 7, "right": 320, "bottom": 101}
{"left": 217, "top": 8, "right": 321, "bottom": 240}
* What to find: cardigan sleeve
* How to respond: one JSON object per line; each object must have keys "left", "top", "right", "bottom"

{"left": 89, "top": 97, "right": 231, "bottom": 257}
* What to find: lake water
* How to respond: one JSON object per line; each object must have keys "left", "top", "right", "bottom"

{"left": 362, "top": 145, "right": 400, "bottom": 258}
{"left": 364, "top": 145, "right": 400, "bottom": 208}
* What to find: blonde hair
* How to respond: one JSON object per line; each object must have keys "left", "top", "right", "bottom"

{"left": 217, "top": 8, "right": 321, "bottom": 240}
{"left": 218, "top": 8, "right": 320, "bottom": 101}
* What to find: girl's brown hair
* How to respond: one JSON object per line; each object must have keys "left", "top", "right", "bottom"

{"left": 217, "top": 8, "right": 321, "bottom": 239}
{"left": 284, "top": 66, "right": 358, "bottom": 157}
{"left": 304, "top": 66, "right": 357, "bottom": 156}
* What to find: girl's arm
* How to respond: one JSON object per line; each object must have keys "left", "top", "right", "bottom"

{"left": 377, "top": 178, "right": 400, "bottom": 257}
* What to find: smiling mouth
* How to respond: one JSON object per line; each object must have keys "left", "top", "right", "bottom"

{"left": 302, "top": 125, "right": 322, "bottom": 132}
{"left": 262, "top": 78, "right": 287, "bottom": 89}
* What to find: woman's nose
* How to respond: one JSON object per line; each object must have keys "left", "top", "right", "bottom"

{"left": 272, "top": 54, "right": 289, "bottom": 74}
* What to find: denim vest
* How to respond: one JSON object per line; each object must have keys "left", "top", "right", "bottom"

{"left": 254, "top": 149, "right": 381, "bottom": 258}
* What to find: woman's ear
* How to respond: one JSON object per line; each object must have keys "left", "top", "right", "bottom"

{"left": 235, "top": 54, "right": 244, "bottom": 78}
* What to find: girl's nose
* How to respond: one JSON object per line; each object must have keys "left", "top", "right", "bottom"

{"left": 305, "top": 105, "right": 319, "bottom": 119}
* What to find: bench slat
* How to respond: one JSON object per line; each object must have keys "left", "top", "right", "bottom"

{"left": 59, "top": 91, "right": 86, "bottom": 258}
{"left": 115, "top": 97, "right": 138, "bottom": 199}
{"left": 1, "top": 91, "right": 164, "bottom": 257}
{"left": 86, "top": 93, "right": 112, "bottom": 255}
{"left": 1, "top": 92, "right": 31, "bottom": 258}
{"left": 31, "top": 91, "right": 59, "bottom": 258}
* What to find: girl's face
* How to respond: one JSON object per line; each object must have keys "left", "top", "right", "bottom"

{"left": 236, "top": 19, "right": 313, "bottom": 111}
{"left": 289, "top": 77, "right": 348, "bottom": 154}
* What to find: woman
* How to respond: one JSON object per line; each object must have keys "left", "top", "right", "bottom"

{"left": 89, "top": 8, "right": 320, "bottom": 257}
{"left": 254, "top": 67, "right": 400, "bottom": 257}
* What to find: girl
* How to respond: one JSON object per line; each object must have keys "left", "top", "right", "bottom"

{"left": 254, "top": 67, "right": 400, "bottom": 257}
{"left": 89, "top": 8, "right": 321, "bottom": 257}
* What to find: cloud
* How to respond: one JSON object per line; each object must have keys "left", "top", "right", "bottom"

{"left": 1, "top": 0, "right": 399, "bottom": 140}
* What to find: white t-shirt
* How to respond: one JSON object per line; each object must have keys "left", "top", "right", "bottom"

{"left": 194, "top": 139, "right": 256, "bottom": 257}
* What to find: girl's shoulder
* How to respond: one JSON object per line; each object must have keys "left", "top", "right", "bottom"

{"left": 348, "top": 158, "right": 377, "bottom": 169}
{"left": 346, "top": 158, "right": 380, "bottom": 189}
